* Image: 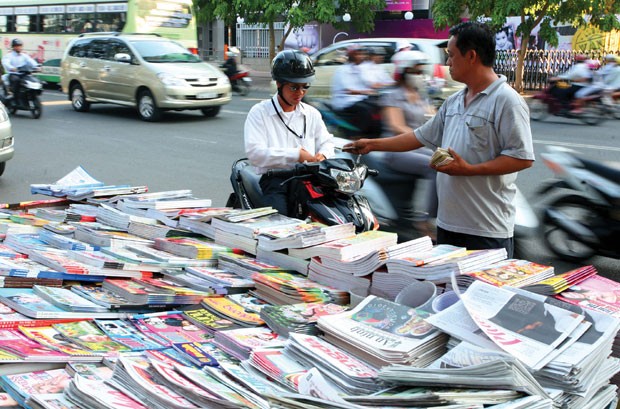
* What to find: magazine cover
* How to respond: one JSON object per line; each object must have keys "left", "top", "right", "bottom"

{"left": 227, "top": 293, "right": 270, "bottom": 314}
{"left": 202, "top": 297, "right": 265, "bottom": 326}
{"left": 171, "top": 342, "right": 218, "bottom": 367}
{"left": 52, "top": 321, "right": 130, "bottom": 353}
{"left": 556, "top": 274, "right": 620, "bottom": 317}
{"left": 182, "top": 305, "right": 242, "bottom": 333}
{"left": 67, "top": 374, "right": 148, "bottom": 409}
{"left": 461, "top": 259, "right": 554, "bottom": 288}
{"left": 0, "top": 329, "right": 68, "bottom": 359}
{"left": 33, "top": 285, "right": 109, "bottom": 312}
{"left": 130, "top": 312, "right": 212, "bottom": 346}
{"left": 65, "top": 362, "right": 114, "bottom": 381}
{"left": 95, "top": 319, "right": 166, "bottom": 351}
{"left": 0, "top": 368, "right": 71, "bottom": 406}
{"left": 19, "top": 326, "right": 101, "bottom": 357}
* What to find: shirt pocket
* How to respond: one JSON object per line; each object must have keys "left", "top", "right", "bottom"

{"left": 465, "top": 112, "right": 494, "bottom": 150}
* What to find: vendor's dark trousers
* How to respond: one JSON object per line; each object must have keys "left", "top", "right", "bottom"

{"left": 437, "top": 227, "right": 514, "bottom": 258}
{"left": 259, "top": 174, "right": 290, "bottom": 216}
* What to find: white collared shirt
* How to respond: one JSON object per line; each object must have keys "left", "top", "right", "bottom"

{"left": 1, "top": 50, "right": 38, "bottom": 73}
{"left": 331, "top": 63, "right": 373, "bottom": 110}
{"left": 244, "top": 94, "right": 335, "bottom": 175}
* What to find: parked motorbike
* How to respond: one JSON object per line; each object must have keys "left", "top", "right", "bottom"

{"left": 226, "top": 156, "right": 379, "bottom": 233}
{"left": 1, "top": 63, "right": 44, "bottom": 119}
{"left": 537, "top": 146, "right": 620, "bottom": 261}
{"left": 310, "top": 98, "right": 383, "bottom": 139}
{"left": 333, "top": 138, "right": 539, "bottom": 255}
{"left": 528, "top": 80, "right": 606, "bottom": 125}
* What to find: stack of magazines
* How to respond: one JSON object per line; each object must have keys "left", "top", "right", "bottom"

{"left": 457, "top": 258, "right": 555, "bottom": 288}
{"left": 252, "top": 271, "right": 350, "bottom": 305}
{"left": 259, "top": 302, "right": 348, "bottom": 337}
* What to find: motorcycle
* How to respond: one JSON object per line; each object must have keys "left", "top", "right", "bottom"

{"left": 537, "top": 146, "right": 620, "bottom": 262}
{"left": 528, "top": 80, "right": 606, "bottom": 126}
{"left": 1, "top": 63, "right": 44, "bottom": 119}
{"left": 226, "top": 156, "right": 379, "bottom": 233}
{"left": 228, "top": 70, "right": 252, "bottom": 96}
{"left": 310, "top": 97, "right": 383, "bottom": 139}
{"left": 333, "top": 138, "right": 539, "bottom": 255}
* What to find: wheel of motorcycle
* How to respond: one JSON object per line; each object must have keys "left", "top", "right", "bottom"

{"left": 238, "top": 82, "right": 251, "bottom": 96}
{"left": 201, "top": 106, "right": 221, "bottom": 118}
{"left": 137, "top": 89, "right": 162, "bottom": 122}
{"left": 528, "top": 99, "right": 547, "bottom": 121}
{"left": 579, "top": 102, "right": 605, "bottom": 126}
{"left": 30, "top": 97, "right": 42, "bottom": 119}
{"left": 8, "top": 105, "right": 16, "bottom": 115}
{"left": 541, "top": 195, "right": 597, "bottom": 262}
{"left": 70, "top": 83, "right": 90, "bottom": 112}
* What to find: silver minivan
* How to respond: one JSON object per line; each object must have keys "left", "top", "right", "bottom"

{"left": 0, "top": 102, "right": 13, "bottom": 176}
{"left": 60, "top": 33, "right": 231, "bottom": 121}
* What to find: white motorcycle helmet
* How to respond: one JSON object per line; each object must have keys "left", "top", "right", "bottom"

{"left": 392, "top": 50, "right": 430, "bottom": 75}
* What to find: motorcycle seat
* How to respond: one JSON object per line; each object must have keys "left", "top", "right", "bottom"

{"left": 238, "top": 162, "right": 266, "bottom": 208}
{"left": 580, "top": 157, "right": 620, "bottom": 185}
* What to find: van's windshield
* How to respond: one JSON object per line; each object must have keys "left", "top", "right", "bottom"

{"left": 130, "top": 40, "right": 201, "bottom": 63}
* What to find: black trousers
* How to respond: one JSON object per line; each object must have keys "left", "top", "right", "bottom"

{"left": 437, "top": 226, "right": 514, "bottom": 258}
{"left": 259, "top": 174, "right": 291, "bottom": 216}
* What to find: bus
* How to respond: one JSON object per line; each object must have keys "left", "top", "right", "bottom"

{"left": 0, "top": 0, "right": 198, "bottom": 83}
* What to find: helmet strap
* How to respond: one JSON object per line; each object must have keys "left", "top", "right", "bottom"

{"left": 277, "top": 85, "right": 294, "bottom": 107}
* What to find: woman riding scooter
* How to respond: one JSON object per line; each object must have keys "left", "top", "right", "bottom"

{"left": 379, "top": 50, "right": 438, "bottom": 239}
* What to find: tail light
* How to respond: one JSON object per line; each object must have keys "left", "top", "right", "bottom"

{"left": 188, "top": 47, "right": 199, "bottom": 55}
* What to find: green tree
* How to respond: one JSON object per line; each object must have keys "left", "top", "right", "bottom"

{"left": 193, "top": 0, "right": 386, "bottom": 61}
{"left": 431, "top": 0, "right": 620, "bottom": 92}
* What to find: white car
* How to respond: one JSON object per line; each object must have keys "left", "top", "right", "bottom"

{"left": 299, "top": 37, "right": 464, "bottom": 100}
{"left": 0, "top": 102, "right": 13, "bottom": 177}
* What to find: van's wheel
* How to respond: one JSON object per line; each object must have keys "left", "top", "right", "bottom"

{"left": 0, "top": 162, "right": 5, "bottom": 177}
{"left": 201, "top": 106, "right": 221, "bottom": 118}
{"left": 70, "top": 83, "right": 90, "bottom": 112}
{"left": 137, "top": 89, "right": 162, "bottom": 122}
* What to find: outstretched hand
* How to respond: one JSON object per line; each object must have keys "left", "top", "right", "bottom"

{"left": 343, "top": 139, "right": 373, "bottom": 155}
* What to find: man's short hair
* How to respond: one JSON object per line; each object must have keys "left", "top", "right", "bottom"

{"left": 449, "top": 21, "right": 496, "bottom": 67}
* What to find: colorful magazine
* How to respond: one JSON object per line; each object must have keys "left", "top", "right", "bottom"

{"left": 19, "top": 325, "right": 102, "bottom": 358}
{"left": 171, "top": 342, "right": 219, "bottom": 367}
{"left": 130, "top": 311, "right": 212, "bottom": 346}
{"left": 33, "top": 285, "right": 109, "bottom": 312}
{"left": 0, "top": 368, "right": 72, "bottom": 406}
{"left": 182, "top": 305, "right": 242, "bottom": 333}
{"left": 201, "top": 296, "right": 265, "bottom": 326}
{"left": 95, "top": 319, "right": 166, "bottom": 351}
{"left": 52, "top": 321, "right": 130, "bottom": 353}
{"left": 556, "top": 274, "right": 620, "bottom": 317}
{"left": 0, "top": 329, "right": 68, "bottom": 360}
{"left": 459, "top": 259, "right": 555, "bottom": 288}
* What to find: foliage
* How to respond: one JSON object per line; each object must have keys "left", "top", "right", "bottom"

{"left": 431, "top": 0, "right": 620, "bottom": 92}
{"left": 194, "top": 0, "right": 386, "bottom": 58}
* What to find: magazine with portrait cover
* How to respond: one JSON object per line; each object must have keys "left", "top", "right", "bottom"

{"left": 0, "top": 368, "right": 72, "bottom": 407}
{"left": 555, "top": 274, "right": 620, "bottom": 317}
{"left": 95, "top": 319, "right": 167, "bottom": 351}
{"left": 130, "top": 311, "right": 212, "bottom": 346}
{"left": 19, "top": 326, "right": 103, "bottom": 360}
{"left": 52, "top": 321, "right": 130, "bottom": 353}
{"left": 181, "top": 304, "right": 243, "bottom": 334}
{"left": 201, "top": 296, "right": 265, "bottom": 327}
{"left": 213, "top": 327, "right": 287, "bottom": 361}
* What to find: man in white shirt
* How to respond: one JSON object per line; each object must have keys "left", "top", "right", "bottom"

{"left": 361, "top": 47, "right": 395, "bottom": 89}
{"left": 244, "top": 50, "right": 334, "bottom": 215}
{"left": 330, "top": 45, "right": 382, "bottom": 134}
{"left": 2, "top": 38, "right": 38, "bottom": 98}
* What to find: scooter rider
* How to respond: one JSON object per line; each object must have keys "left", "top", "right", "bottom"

{"left": 244, "top": 50, "right": 335, "bottom": 216}
{"left": 222, "top": 49, "right": 240, "bottom": 87}
{"left": 1, "top": 38, "right": 38, "bottom": 99}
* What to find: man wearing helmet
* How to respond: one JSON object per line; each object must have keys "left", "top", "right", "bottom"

{"left": 548, "top": 54, "right": 591, "bottom": 113}
{"left": 244, "top": 49, "right": 334, "bottom": 215}
{"left": 2, "top": 39, "right": 38, "bottom": 98}
{"left": 345, "top": 22, "right": 534, "bottom": 258}
{"left": 361, "top": 47, "right": 394, "bottom": 89}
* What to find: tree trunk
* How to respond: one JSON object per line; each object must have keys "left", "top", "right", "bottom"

{"left": 269, "top": 21, "right": 276, "bottom": 62}
{"left": 514, "top": 35, "right": 529, "bottom": 94}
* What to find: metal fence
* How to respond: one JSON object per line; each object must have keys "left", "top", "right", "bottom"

{"left": 236, "top": 22, "right": 286, "bottom": 58}
{"left": 494, "top": 49, "right": 620, "bottom": 91}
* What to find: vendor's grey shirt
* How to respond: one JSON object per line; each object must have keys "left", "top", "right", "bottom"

{"left": 414, "top": 75, "right": 534, "bottom": 238}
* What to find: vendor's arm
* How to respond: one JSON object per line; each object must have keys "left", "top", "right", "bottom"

{"left": 344, "top": 130, "right": 423, "bottom": 154}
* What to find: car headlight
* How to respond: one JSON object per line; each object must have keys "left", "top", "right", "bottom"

{"left": 0, "top": 106, "right": 8, "bottom": 122}
{"left": 219, "top": 76, "right": 230, "bottom": 86}
{"left": 330, "top": 166, "right": 367, "bottom": 194}
{"left": 157, "top": 73, "right": 188, "bottom": 87}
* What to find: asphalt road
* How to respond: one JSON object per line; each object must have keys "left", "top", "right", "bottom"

{"left": 1, "top": 86, "right": 619, "bottom": 281}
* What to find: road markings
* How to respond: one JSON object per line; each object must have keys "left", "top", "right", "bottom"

{"left": 42, "top": 100, "right": 71, "bottom": 106}
{"left": 222, "top": 109, "right": 249, "bottom": 115}
{"left": 535, "top": 139, "right": 620, "bottom": 152}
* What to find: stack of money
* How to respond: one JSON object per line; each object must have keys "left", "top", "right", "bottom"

{"left": 430, "top": 147, "right": 454, "bottom": 167}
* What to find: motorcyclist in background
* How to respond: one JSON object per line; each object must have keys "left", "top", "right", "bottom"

{"left": 379, "top": 50, "right": 438, "bottom": 239}
{"left": 1, "top": 38, "right": 39, "bottom": 100}
{"left": 548, "top": 53, "right": 591, "bottom": 114}
{"left": 222, "top": 49, "right": 240, "bottom": 87}
{"left": 361, "top": 47, "right": 395, "bottom": 89}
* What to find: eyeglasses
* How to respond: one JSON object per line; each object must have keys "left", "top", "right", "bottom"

{"left": 288, "top": 84, "right": 311, "bottom": 92}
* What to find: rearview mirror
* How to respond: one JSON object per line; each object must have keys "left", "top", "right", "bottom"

{"left": 114, "top": 53, "right": 132, "bottom": 63}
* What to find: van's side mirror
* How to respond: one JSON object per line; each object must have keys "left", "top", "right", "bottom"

{"left": 114, "top": 53, "right": 132, "bottom": 63}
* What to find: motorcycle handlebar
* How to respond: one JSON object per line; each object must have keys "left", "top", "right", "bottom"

{"left": 265, "top": 168, "right": 297, "bottom": 178}
{"left": 367, "top": 169, "right": 379, "bottom": 177}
